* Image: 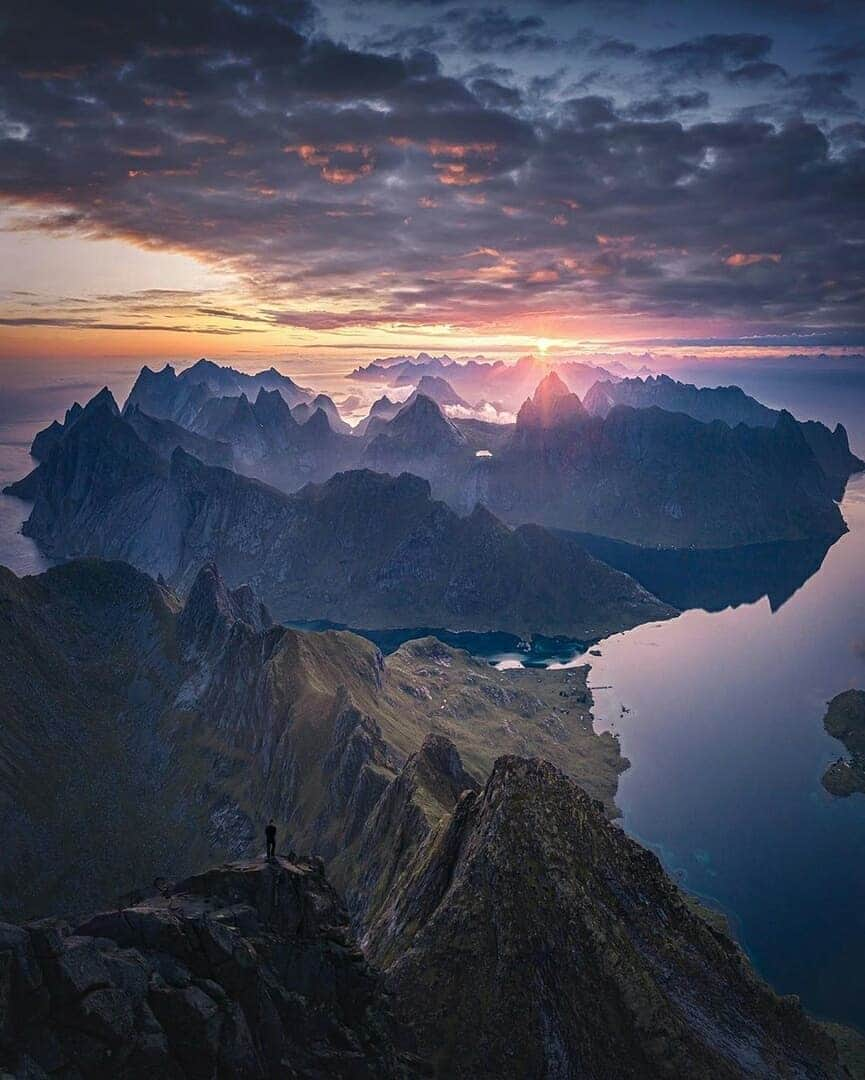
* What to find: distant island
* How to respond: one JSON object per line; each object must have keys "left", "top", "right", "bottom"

{"left": 821, "top": 689, "right": 865, "bottom": 796}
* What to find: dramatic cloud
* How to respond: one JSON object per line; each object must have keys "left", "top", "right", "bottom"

{"left": 0, "top": 0, "right": 863, "bottom": 344}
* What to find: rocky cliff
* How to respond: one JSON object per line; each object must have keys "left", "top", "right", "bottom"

{"left": 366, "top": 756, "right": 848, "bottom": 1079}
{"left": 7, "top": 403, "right": 673, "bottom": 638}
{"left": 0, "top": 857, "right": 422, "bottom": 1079}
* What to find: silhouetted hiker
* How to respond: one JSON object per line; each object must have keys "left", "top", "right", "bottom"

{"left": 266, "top": 819, "right": 276, "bottom": 861}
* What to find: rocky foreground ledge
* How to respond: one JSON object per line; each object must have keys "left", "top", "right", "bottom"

{"left": 0, "top": 857, "right": 421, "bottom": 1079}
{"left": 0, "top": 758, "right": 859, "bottom": 1080}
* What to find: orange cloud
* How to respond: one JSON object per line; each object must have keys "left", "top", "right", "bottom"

{"left": 725, "top": 252, "right": 782, "bottom": 267}
{"left": 284, "top": 143, "right": 375, "bottom": 185}
{"left": 434, "top": 162, "right": 487, "bottom": 186}
{"left": 527, "top": 269, "right": 559, "bottom": 283}
{"left": 426, "top": 140, "right": 497, "bottom": 159}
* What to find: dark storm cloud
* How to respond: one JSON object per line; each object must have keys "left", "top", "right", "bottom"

{"left": 364, "top": 5, "right": 558, "bottom": 56}
{"left": 0, "top": 0, "right": 863, "bottom": 335}
{"left": 625, "top": 92, "right": 709, "bottom": 120}
{"left": 814, "top": 39, "right": 865, "bottom": 67}
{"left": 791, "top": 71, "right": 859, "bottom": 113}
{"left": 648, "top": 34, "right": 773, "bottom": 77}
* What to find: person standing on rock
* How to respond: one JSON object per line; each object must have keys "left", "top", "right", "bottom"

{"left": 266, "top": 819, "right": 277, "bottom": 861}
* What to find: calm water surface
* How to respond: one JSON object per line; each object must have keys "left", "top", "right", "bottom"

{"left": 584, "top": 474, "right": 865, "bottom": 1029}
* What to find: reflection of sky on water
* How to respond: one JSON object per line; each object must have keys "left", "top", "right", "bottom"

{"left": 586, "top": 474, "right": 865, "bottom": 1029}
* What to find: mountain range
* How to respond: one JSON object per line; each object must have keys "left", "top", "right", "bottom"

{"left": 22, "top": 359, "right": 863, "bottom": 554}
{"left": 7, "top": 399, "right": 673, "bottom": 637}
{"left": 350, "top": 352, "right": 619, "bottom": 410}
{"left": 0, "top": 556, "right": 626, "bottom": 922}
{"left": 362, "top": 375, "right": 853, "bottom": 547}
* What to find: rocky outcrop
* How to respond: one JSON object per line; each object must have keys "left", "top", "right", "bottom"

{"left": 363, "top": 394, "right": 468, "bottom": 477}
{"left": 0, "top": 858, "right": 422, "bottom": 1079}
{"left": 514, "top": 371, "right": 589, "bottom": 430}
{"left": 6, "top": 405, "right": 674, "bottom": 637}
{"left": 124, "top": 404, "right": 235, "bottom": 469}
{"left": 353, "top": 395, "right": 402, "bottom": 437}
{"left": 821, "top": 689, "right": 865, "bottom": 797}
{"left": 30, "top": 401, "right": 85, "bottom": 461}
{"left": 402, "top": 376, "right": 469, "bottom": 410}
{"left": 367, "top": 756, "right": 847, "bottom": 1079}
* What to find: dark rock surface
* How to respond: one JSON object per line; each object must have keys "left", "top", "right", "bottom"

{"left": 367, "top": 756, "right": 848, "bottom": 1079}
{"left": 0, "top": 858, "right": 422, "bottom": 1079}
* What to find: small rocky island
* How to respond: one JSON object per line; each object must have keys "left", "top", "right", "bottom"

{"left": 821, "top": 689, "right": 865, "bottom": 797}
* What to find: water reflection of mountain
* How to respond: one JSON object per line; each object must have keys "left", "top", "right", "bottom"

{"left": 560, "top": 529, "right": 840, "bottom": 614}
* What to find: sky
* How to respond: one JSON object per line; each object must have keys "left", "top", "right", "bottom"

{"left": 0, "top": 0, "right": 864, "bottom": 373}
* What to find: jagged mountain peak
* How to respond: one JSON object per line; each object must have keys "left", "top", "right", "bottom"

{"left": 516, "top": 372, "right": 587, "bottom": 429}
{"left": 409, "top": 375, "right": 469, "bottom": 408}
{"left": 304, "top": 406, "right": 333, "bottom": 435}
{"left": 386, "top": 393, "right": 466, "bottom": 446}
{"left": 178, "top": 561, "right": 272, "bottom": 658}
{"left": 82, "top": 385, "right": 120, "bottom": 418}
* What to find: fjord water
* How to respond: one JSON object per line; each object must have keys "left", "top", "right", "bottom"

{"left": 586, "top": 472, "right": 865, "bottom": 1030}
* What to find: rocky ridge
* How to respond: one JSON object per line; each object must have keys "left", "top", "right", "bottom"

{"left": 366, "top": 756, "right": 849, "bottom": 1079}
{"left": 0, "top": 558, "right": 625, "bottom": 921}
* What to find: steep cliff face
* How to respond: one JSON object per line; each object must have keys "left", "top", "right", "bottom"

{"left": 0, "top": 858, "right": 422, "bottom": 1079}
{"left": 363, "top": 394, "right": 468, "bottom": 480}
{"left": 367, "top": 757, "right": 847, "bottom": 1080}
{"left": 7, "top": 408, "right": 674, "bottom": 637}
{"left": 0, "top": 560, "right": 625, "bottom": 921}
